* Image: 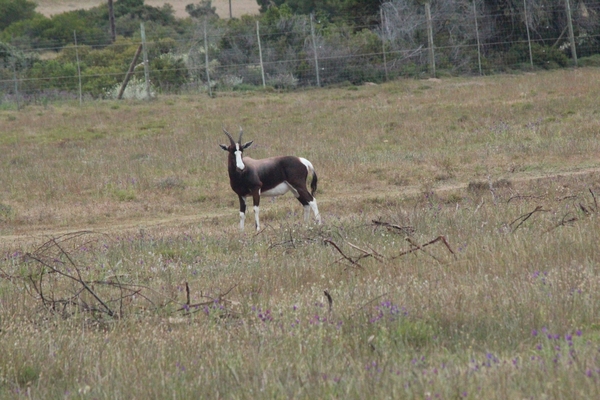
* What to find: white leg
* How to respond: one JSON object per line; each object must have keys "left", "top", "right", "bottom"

{"left": 239, "top": 196, "right": 247, "bottom": 231}
{"left": 239, "top": 211, "right": 245, "bottom": 231}
{"left": 304, "top": 205, "right": 310, "bottom": 222}
{"left": 254, "top": 205, "right": 260, "bottom": 231}
{"left": 309, "top": 200, "right": 321, "bottom": 224}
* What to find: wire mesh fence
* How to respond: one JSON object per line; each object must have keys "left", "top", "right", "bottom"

{"left": 1, "top": 0, "right": 599, "bottom": 106}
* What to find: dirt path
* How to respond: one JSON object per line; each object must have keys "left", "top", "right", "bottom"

{"left": 2, "top": 166, "right": 599, "bottom": 247}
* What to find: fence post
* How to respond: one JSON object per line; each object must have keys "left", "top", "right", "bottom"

{"left": 473, "top": 1, "right": 482, "bottom": 75}
{"left": 565, "top": 0, "right": 578, "bottom": 66}
{"left": 256, "top": 20, "right": 266, "bottom": 88}
{"left": 310, "top": 14, "right": 321, "bottom": 87}
{"left": 117, "top": 44, "right": 143, "bottom": 100}
{"left": 12, "top": 53, "right": 20, "bottom": 110}
{"left": 380, "top": 8, "right": 388, "bottom": 81}
{"left": 73, "top": 30, "right": 83, "bottom": 105}
{"left": 140, "top": 23, "right": 151, "bottom": 99}
{"left": 108, "top": 0, "right": 116, "bottom": 42}
{"left": 523, "top": 0, "right": 534, "bottom": 69}
{"left": 425, "top": 2, "right": 436, "bottom": 78}
{"left": 203, "top": 18, "right": 213, "bottom": 97}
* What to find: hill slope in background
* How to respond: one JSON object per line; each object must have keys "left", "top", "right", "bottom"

{"left": 34, "top": 0, "right": 259, "bottom": 19}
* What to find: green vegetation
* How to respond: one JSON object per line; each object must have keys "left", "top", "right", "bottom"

{"left": 1, "top": 0, "right": 599, "bottom": 100}
{"left": 1, "top": 69, "right": 600, "bottom": 397}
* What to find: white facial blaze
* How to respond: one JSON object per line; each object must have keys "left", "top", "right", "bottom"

{"left": 234, "top": 143, "right": 245, "bottom": 170}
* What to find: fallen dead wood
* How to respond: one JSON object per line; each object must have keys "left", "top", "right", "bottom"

{"left": 371, "top": 219, "right": 415, "bottom": 236}
{"left": 347, "top": 241, "right": 385, "bottom": 263}
{"left": 17, "top": 232, "right": 159, "bottom": 320}
{"left": 324, "top": 290, "right": 333, "bottom": 314}
{"left": 324, "top": 239, "right": 366, "bottom": 269}
{"left": 547, "top": 189, "right": 598, "bottom": 233}
{"left": 545, "top": 213, "right": 578, "bottom": 233}
{"left": 391, "top": 235, "right": 456, "bottom": 260}
{"left": 178, "top": 282, "right": 239, "bottom": 317}
{"left": 509, "top": 205, "right": 546, "bottom": 232}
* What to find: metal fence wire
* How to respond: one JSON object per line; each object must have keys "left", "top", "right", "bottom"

{"left": 1, "top": 0, "right": 599, "bottom": 104}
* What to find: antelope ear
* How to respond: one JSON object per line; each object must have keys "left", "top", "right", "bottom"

{"left": 242, "top": 141, "right": 253, "bottom": 149}
{"left": 219, "top": 144, "right": 229, "bottom": 151}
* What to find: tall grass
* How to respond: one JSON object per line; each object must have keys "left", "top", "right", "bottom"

{"left": 1, "top": 69, "right": 600, "bottom": 398}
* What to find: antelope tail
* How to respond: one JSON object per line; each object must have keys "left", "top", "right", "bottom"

{"left": 310, "top": 170, "right": 318, "bottom": 196}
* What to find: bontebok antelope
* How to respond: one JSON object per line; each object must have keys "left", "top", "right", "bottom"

{"left": 220, "top": 127, "right": 321, "bottom": 231}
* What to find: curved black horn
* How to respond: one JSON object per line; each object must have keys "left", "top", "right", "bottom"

{"left": 238, "top": 127, "right": 244, "bottom": 144}
{"left": 222, "top": 128, "right": 235, "bottom": 146}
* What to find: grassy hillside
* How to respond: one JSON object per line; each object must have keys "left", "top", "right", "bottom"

{"left": 1, "top": 69, "right": 600, "bottom": 398}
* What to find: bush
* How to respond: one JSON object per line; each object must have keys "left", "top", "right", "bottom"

{"left": 506, "top": 43, "right": 569, "bottom": 69}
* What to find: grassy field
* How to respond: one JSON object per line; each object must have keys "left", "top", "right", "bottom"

{"left": 1, "top": 69, "right": 600, "bottom": 398}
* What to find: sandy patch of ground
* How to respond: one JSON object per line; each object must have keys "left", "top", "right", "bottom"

{"left": 35, "top": 0, "right": 259, "bottom": 19}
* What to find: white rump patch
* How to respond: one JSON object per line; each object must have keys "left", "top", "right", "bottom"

{"left": 299, "top": 157, "right": 314, "bottom": 173}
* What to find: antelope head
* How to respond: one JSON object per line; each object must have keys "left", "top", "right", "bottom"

{"left": 219, "top": 127, "right": 253, "bottom": 171}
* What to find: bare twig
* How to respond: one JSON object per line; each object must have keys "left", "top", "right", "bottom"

{"left": 372, "top": 219, "right": 415, "bottom": 236}
{"left": 509, "top": 205, "right": 545, "bottom": 232}
{"left": 507, "top": 194, "right": 545, "bottom": 203}
{"left": 545, "top": 213, "right": 578, "bottom": 233}
{"left": 323, "top": 239, "right": 365, "bottom": 269}
{"left": 347, "top": 242, "right": 384, "bottom": 263}
{"left": 349, "top": 292, "right": 389, "bottom": 318}
{"left": 19, "top": 232, "right": 157, "bottom": 320}
{"left": 324, "top": 290, "right": 333, "bottom": 314}
{"left": 185, "top": 282, "right": 191, "bottom": 305}
{"left": 392, "top": 235, "right": 456, "bottom": 259}
{"left": 177, "top": 283, "right": 239, "bottom": 314}
{"left": 589, "top": 189, "right": 598, "bottom": 212}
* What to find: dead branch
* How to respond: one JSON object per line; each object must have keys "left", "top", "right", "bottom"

{"left": 557, "top": 195, "right": 579, "bottom": 202}
{"left": 177, "top": 283, "right": 239, "bottom": 315}
{"left": 545, "top": 213, "right": 578, "bottom": 233}
{"left": 509, "top": 205, "right": 545, "bottom": 232}
{"left": 507, "top": 195, "right": 545, "bottom": 203}
{"left": 347, "top": 241, "right": 385, "bottom": 263}
{"left": 267, "top": 229, "right": 324, "bottom": 251}
{"left": 590, "top": 189, "right": 598, "bottom": 212}
{"left": 324, "top": 290, "right": 333, "bottom": 314}
{"left": 579, "top": 203, "right": 591, "bottom": 215}
{"left": 17, "top": 232, "right": 158, "bottom": 320}
{"left": 372, "top": 219, "right": 415, "bottom": 236}
{"left": 392, "top": 235, "right": 456, "bottom": 259}
{"left": 349, "top": 292, "right": 389, "bottom": 318}
{"left": 323, "top": 239, "right": 365, "bottom": 269}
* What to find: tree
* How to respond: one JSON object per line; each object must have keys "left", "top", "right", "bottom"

{"left": 186, "top": 1, "right": 218, "bottom": 19}
{"left": 0, "top": 0, "right": 37, "bottom": 31}
{"left": 256, "top": 0, "right": 383, "bottom": 24}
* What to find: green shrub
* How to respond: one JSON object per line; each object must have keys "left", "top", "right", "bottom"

{"left": 506, "top": 43, "right": 569, "bottom": 69}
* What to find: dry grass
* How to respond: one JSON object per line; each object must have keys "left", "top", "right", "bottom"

{"left": 2, "top": 69, "right": 600, "bottom": 398}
